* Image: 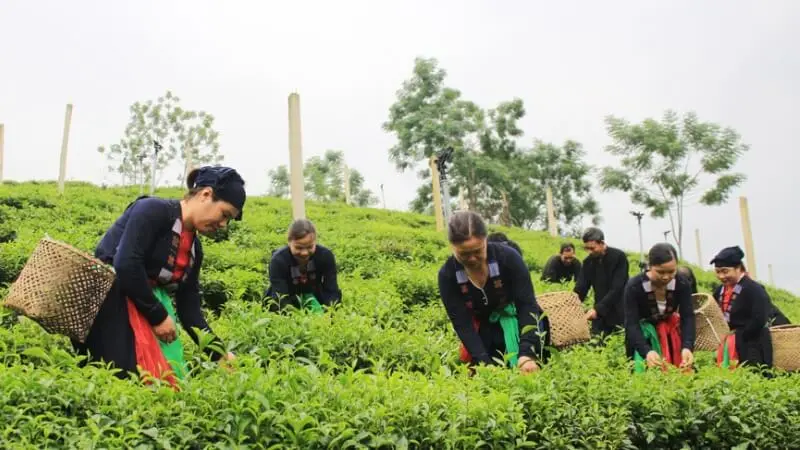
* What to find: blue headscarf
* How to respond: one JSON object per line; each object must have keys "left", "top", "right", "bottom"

{"left": 189, "top": 166, "right": 247, "bottom": 220}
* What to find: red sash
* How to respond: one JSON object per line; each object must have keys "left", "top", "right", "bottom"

{"left": 127, "top": 298, "right": 179, "bottom": 388}
{"left": 656, "top": 314, "right": 683, "bottom": 368}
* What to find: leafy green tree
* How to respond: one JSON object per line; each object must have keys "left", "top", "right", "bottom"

{"left": 267, "top": 165, "right": 290, "bottom": 198}
{"left": 267, "top": 150, "right": 378, "bottom": 207}
{"left": 383, "top": 57, "right": 483, "bottom": 172}
{"left": 382, "top": 57, "right": 485, "bottom": 215}
{"left": 98, "top": 90, "right": 223, "bottom": 186}
{"left": 385, "top": 57, "right": 601, "bottom": 231}
{"left": 513, "top": 140, "right": 601, "bottom": 231}
{"left": 599, "top": 110, "right": 749, "bottom": 257}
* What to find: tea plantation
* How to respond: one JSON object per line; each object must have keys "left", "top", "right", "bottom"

{"left": 1, "top": 181, "right": 798, "bottom": 449}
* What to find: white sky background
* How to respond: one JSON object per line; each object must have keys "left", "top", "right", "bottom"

{"left": 1, "top": 1, "right": 798, "bottom": 293}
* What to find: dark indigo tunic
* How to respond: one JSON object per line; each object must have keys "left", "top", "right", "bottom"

{"left": 712, "top": 275, "right": 790, "bottom": 367}
{"left": 264, "top": 244, "right": 342, "bottom": 310}
{"left": 71, "top": 196, "right": 224, "bottom": 377}
{"left": 623, "top": 272, "right": 696, "bottom": 359}
{"left": 541, "top": 255, "right": 582, "bottom": 284}
{"left": 438, "top": 242, "right": 550, "bottom": 365}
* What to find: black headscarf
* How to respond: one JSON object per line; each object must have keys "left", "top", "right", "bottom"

{"left": 709, "top": 246, "right": 745, "bottom": 268}
{"left": 189, "top": 166, "right": 247, "bottom": 220}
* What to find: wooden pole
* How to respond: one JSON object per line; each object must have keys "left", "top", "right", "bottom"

{"left": 343, "top": 164, "right": 351, "bottom": 205}
{"left": 288, "top": 93, "right": 306, "bottom": 220}
{"left": 739, "top": 196, "right": 757, "bottom": 279}
{"left": 695, "top": 228, "right": 703, "bottom": 266}
{"left": 0, "top": 124, "right": 4, "bottom": 183}
{"left": 58, "top": 103, "right": 73, "bottom": 194}
{"left": 546, "top": 187, "right": 557, "bottom": 237}
{"left": 430, "top": 156, "right": 444, "bottom": 231}
{"left": 768, "top": 264, "right": 774, "bottom": 286}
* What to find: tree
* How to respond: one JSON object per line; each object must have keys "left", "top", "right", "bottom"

{"left": 267, "top": 166, "right": 290, "bottom": 198}
{"left": 382, "top": 57, "right": 522, "bottom": 217}
{"left": 383, "top": 57, "right": 483, "bottom": 172}
{"left": 599, "top": 110, "right": 749, "bottom": 258}
{"left": 266, "top": 150, "right": 378, "bottom": 207}
{"left": 383, "top": 57, "right": 484, "bottom": 216}
{"left": 513, "top": 140, "right": 601, "bottom": 230}
{"left": 98, "top": 90, "right": 223, "bottom": 187}
{"left": 385, "top": 57, "right": 601, "bottom": 231}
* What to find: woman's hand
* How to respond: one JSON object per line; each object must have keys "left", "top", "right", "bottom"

{"left": 219, "top": 352, "right": 236, "bottom": 372}
{"left": 680, "top": 349, "right": 694, "bottom": 368}
{"left": 517, "top": 356, "right": 540, "bottom": 374}
{"left": 646, "top": 350, "right": 662, "bottom": 368}
{"left": 153, "top": 316, "right": 177, "bottom": 343}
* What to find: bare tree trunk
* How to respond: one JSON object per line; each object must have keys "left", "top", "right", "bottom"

{"left": 659, "top": 185, "right": 682, "bottom": 259}
{"left": 467, "top": 168, "right": 478, "bottom": 211}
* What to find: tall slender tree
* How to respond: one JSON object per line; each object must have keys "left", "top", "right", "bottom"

{"left": 599, "top": 110, "right": 749, "bottom": 257}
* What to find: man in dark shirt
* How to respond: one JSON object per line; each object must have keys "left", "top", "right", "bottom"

{"left": 541, "top": 242, "right": 582, "bottom": 284}
{"left": 573, "top": 227, "right": 630, "bottom": 338}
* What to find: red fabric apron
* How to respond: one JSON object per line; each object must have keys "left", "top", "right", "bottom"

{"left": 127, "top": 228, "right": 195, "bottom": 389}
{"left": 655, "top": 313, "right": 683, "bottom": 369}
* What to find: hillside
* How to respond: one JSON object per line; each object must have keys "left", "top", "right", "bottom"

{"left": 0, "top": 181, "right": 798, "bottom": 448}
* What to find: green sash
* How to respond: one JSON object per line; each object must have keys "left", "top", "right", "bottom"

{"left": 300, "top": 293, "right": 324, "bottom": 314}
{"left": 720, "top": 336, "right": 734, "bottom": 369}
{"left": 633, "top": 321, "right": 662, "bottom": 374}
{"left": 489, "top": 303, "right": 520, "bottom": 368}
{"left": 153, "top": 286, "right": 187, "bottom": 379}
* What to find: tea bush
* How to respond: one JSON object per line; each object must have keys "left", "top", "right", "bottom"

{"left": 1, "top": 181, "right": 798, "bottom": 449}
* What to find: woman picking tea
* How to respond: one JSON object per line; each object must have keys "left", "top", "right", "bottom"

{"left": 623, "top": 243, "right": 696, "bottom": 373}
{"left": 264, "top": 219, "right": 342, "bottom": 313}
{"left": 72, "top": 166, "right": 243, "bottom": 385}
{"left": 711, "top": 246, "right": 790, "bottom": 370}
{"left": 437, "top": 211, "right": 550, "bottom": 374}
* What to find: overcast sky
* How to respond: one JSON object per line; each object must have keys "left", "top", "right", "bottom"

{"left": 2, "top": 1, "right": 798, "bottom": 293}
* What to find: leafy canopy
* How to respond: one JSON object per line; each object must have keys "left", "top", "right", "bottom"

{"left": 384, "top": 57, "right": 600, "bottom": 232}
{"left": 267, "top": 150, "right": 378, "bottom": 207}
{"left": 98, "top": 90, "right": 223, "bottom": 187}
{"left": 599, "top": 110, "right": 749, "bottom": 256}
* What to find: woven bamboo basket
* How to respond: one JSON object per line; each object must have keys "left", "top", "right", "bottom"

{"left": 2, "top": 237, "right": 116, "bottom": 343}
{"left": 770, "top": 324, "right": 800, "bottom": 372}
{"left": 536, "top": 291, "right": 591, "bottom": 348}
{"left": 692, "top": 293, "right": 729, "bottom": 351}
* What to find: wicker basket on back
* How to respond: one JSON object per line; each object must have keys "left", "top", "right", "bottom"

{"left": 692, "top": 293, "right": 729, "bottom": 351}
{"left": 769, "top": 324, "right": 800, "bottom": 372}
{"left": 2, "top": 237, "right": 116, "bottom": 343}
{"left": 536, "top": 291, "right": 591, "bottom": 349}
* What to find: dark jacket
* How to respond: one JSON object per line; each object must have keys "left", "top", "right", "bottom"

{"left": 623, "top": 272, "right": 696, "bottom": 358}
{"left": 677, "top": 266, "right": 698, "bottom": 294}
{"left": 574, "top": 246, "right": 630, "bottom": 333}
{"left": 541, "top": 255, "right": 581, "bottom": 284}
{"left": 265, "top": 244, "right": 342, "bottom": 309}
{"left": 438, "top": 242, "right": 548, "bottom": 365}
{"left": 712, "top": 275, "right": 790, "bottom": 367}
{"left": 75, "top": 196, "right": 225, "bottom": 377}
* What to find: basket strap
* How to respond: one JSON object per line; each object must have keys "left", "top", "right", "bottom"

{"left": 701, "top": 313, "right": 723, "bottom": 344}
